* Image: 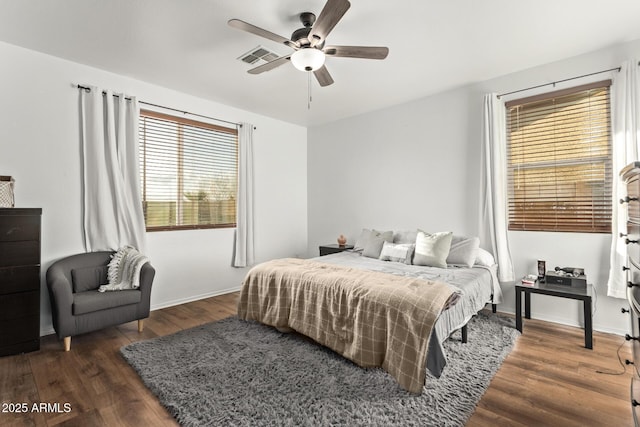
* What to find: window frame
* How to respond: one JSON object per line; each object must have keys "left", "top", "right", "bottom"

{"left": 504, "top": 80, "right": 613, "bottom": 234}
{"left": 139, "top": 109, "right": 239, "bottom": 232}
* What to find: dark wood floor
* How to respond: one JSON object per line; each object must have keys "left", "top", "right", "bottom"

{"left": 0, "top": 292, "right": 633, "bottom": 426}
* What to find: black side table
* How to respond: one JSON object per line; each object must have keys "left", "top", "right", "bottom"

{"left": 515, "top": 282, "right": 593, "bottom": 349}
{"left": 319, "top": 244, "right": 354, "bottom": 256}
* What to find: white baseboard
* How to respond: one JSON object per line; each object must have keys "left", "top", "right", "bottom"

{"left": 149, "top": 286, "right": 242, "bottom": 311}
{"left": 495, "top": 307, "right": 627, "bottom": 337}
{"left": 40, "top": 326, "right": 56, "bottom": 337}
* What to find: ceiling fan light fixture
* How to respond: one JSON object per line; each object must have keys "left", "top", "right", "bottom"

{"left": 291, "top": 48, "right": 325, "bottom": 72}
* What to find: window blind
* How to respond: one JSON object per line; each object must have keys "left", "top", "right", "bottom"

{"left": 139, "top": 110, "right": 238, "bottom": 231}
{"left": 506, "top": 80, "right": 612, "bottom": 233}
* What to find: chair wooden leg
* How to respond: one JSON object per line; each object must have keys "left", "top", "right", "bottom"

{"left": 63, "top": 336, "right": 71, "bottom": 352}
{"left": 138, "top": 319, "right": 144, "bottom": 333}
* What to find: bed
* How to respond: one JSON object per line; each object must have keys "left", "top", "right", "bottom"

{"left": 237, "top": 230, "right": 502, "bottom": 394}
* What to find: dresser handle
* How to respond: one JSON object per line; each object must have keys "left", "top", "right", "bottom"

{"left": 625, "top": 334, "right": 639, "bottom": 341}
{"left": 621, "top": 232, "right": 629, "bottom": 238}
{"left": 626, "top": 238, "right": 639, "bottom": 245}
{"left": 623, "top": 266, "right": 631, "bottom": 271}
{"left": 626, "top": 359, "right": 635, "bottom": 365}
{"left": 623, "top": 307, "right": 630, "bottom": 313}
{"left": 621, "top": 196, "right": 639, "bottom": 204}
{"left": 628, "top": 281, "right": 640, "bottom": 288}
{"left": 634, "top": 399, "right": 640, "bottom": 407}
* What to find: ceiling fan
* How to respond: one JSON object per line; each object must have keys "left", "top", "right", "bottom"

{"left": 228, "top": 0, "right": 389, "bottom": 87}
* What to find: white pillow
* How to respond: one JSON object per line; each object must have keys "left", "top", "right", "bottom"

{"left": 413, "top": 231, "right": 453, "bottom": 268}
{"left": 446, "top": 236, "right": 480, "bottom": 267}
{"left": 379, "top": 241, "right": 415, "bottom": 264}
{"left": 475, "top": 248, "right": 496, "bottom": 267}
{"left": 354, "top": 229, "right": 393, "bottom": 258}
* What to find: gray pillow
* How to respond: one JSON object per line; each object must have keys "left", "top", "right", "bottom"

{"left": 362, "top": 239, "right": 385, "bottom": 258}
{"left": 354, "top": 229, "right": 393, "bottom": 253}
{"left": 393, "top": 230, "right": 418, "bottom": 244}
{"left": 413, "top": 231, "right": 453, "bottom": 268}
{"left": 446, "top": 236, "right": 480, "bottom": 267}
{"left": 379, "top": 241, "right": 415, "bottom": 264}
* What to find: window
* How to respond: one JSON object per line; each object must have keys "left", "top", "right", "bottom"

{"left": 506, "top": 80, "right": 612, "bottom": 233}
{"left": 139, "top": 110, "right": 238, "bottom": 231}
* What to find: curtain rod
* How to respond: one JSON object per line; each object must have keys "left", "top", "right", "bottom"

{"left": 75, "top": 84, "right": 254, "bottom": 129}
{"left": 497, "top": 66, "right": 621, "bottom": 99}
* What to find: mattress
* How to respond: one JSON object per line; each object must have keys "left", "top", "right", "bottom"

{"left": 314, "top": 251, "right": 501, "bottom": 376}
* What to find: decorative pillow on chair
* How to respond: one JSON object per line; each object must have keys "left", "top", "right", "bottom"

{"left": 71, "top": 266, "right": 108, "bottom": 293}
{"left": 413, "top": 231, "right": 453, "bottom": 268}
{"left": 446, "top": 236, "right": 480, "bottom": 267}
{"left": 354, "top": 229, "right": 393, "bottom": 258}
{"left": 379, "top": 241, "right": 415, "bottom": 264}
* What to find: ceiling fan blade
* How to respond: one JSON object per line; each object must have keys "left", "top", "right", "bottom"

{"left": 324, "top": 45, "right": 389, "bottom": 60}
{"left": 228, "top": 19, "right": 299, "bottom": 49}
{"left": 308, "top": 0, "right": 351, "bottom": 47}
{"left": 247, "top": 55, "right": 291, "bottom": 74}
{"left": 313, "top": 65, "right": 334, "bottom": 87}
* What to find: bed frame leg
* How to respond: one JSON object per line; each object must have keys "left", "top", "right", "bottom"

{"left": 461, "top": 324, "right": 468, "bottom": 343}
{"left": 492, "top": 304, "right": 497, "bottom": 313}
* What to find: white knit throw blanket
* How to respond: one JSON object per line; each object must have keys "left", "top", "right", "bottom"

{"left": 98, "top": 245, "right": 149, "bottom": 292}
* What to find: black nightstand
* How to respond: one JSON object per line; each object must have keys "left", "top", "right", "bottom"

{"left": 319, "top": 244, "right": 354, "bottom": 256}
{"left": 515, "top": 282, "right": 593, "bottom": 349}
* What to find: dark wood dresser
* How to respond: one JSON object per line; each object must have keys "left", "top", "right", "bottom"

{"left": 0, "top": 208, "right": 42, "bottom": 357}
{"left": 621, "top": 162, "right": 640, "bottom": 426}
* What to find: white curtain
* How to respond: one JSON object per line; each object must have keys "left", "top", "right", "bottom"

{"left": 233, "top": 123, "right": 255, "bottom": 267}
{"left": 79, "top": 86, "right": 146, "bottom": 253}
{"left": 607, "top": 60, "right": 640, "bottom": 298}
{"left": 480, "top": 93, "right": 514, "bottom": 286}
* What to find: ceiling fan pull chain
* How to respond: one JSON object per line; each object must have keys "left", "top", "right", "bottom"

{"left": 308, "top": 71, "right": 312, "bottom": 109}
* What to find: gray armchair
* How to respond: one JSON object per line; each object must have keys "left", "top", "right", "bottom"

{"left": 46, "top": 251, "right": 155, "bottom": 351}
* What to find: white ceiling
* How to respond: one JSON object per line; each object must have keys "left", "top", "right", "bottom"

{"left": 1, "top": 0, "right": 639, "bottom": 127}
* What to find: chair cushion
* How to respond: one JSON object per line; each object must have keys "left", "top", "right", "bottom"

{"left": 71, "top": 265, "right": 108, "bottom": 293}
{"left": 73, "top": 289, "right": 141, "bottom": 315}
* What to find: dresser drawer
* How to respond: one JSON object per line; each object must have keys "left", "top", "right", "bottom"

{"left": 628, "top": 174, "right": 640, "bottom": 223}
{"left": 0, "top": 291, "right": 40, "bottom": 321}
{"left": 0, "top": 314, "right": 39, "bottom": 347}
{"left": 627, "top": 230, "right": 640, "bottom": 265}
{"left": 0, "top": 241, "right": 40, "bottom": 268}
{"left": 632, "top": 376, "right": 640, "bottom": 427}
{"left": 627, "top": 257, "right": 640, "bottom": 290}
{"left": 628, "top": 305, "right": 640, "bottom": 378}
{"left": 0, "top": 266, "right": 40, "bottom": 295}
{"left": 0, "top": 214, "right": 40, "bottom": 242}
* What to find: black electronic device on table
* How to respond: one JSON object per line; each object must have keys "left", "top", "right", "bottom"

{"left": 545, "top": 266, "right": 587, "bottom": 288}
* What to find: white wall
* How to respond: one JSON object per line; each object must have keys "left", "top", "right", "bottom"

{"left": 0, "top": 41, "right": 308, "bottom": 335}
{"left": 307, "top": 86, "right": 480, "bottom": 250}
{"left": 3, "top": 34, "right": 639, "bottom": 338}
{"left": 308, "top": 38, "right": 640, "bottom": 336}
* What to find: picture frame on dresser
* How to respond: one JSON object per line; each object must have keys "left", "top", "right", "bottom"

{"left": 0, "top": 208, "right": 42, "bottom": 357}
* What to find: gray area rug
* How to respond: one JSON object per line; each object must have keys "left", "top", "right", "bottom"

{"left": 121, "top": 312, "right": 519, "bottom": 426}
